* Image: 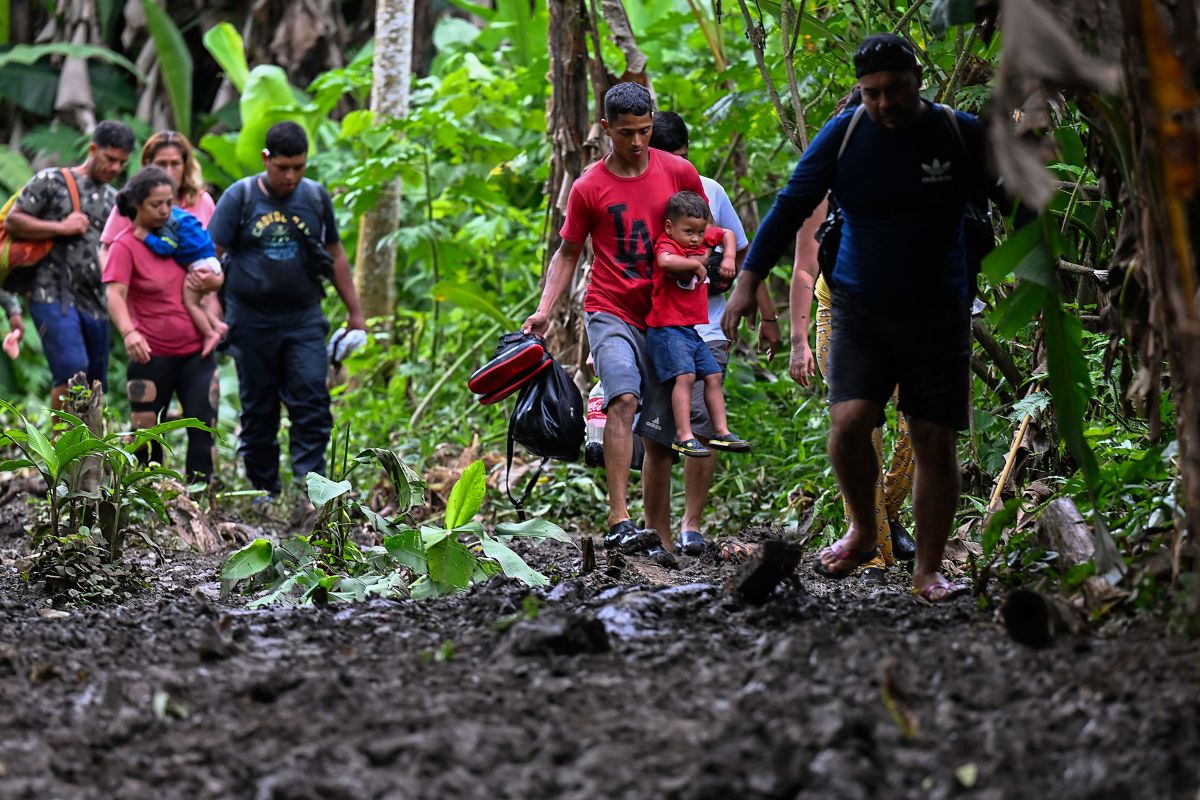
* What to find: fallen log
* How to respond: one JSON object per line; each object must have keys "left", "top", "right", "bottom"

{"left": 1001, "top": 588, "right": 1087, "bottom": 648}
{"left": 1036, "top": 497, "right": 1125, "bottom": 609}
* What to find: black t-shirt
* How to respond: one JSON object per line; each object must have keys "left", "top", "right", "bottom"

{"left": 208, "top": 175, "right": 338, "bottom": 315}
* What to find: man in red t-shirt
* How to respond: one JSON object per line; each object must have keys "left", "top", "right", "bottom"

{"left": 522, "top": 83, "right": 706, "bottom": 561}
{"left": 647, "top": 190, "right": 749, "bottom": 459}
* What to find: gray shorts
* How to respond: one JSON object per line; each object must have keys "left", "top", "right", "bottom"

{"left": 585, "top": 311, "right": 674, "bottom": 447}
{"left": 690, "top": 340, "right": 730, "bottom": 440}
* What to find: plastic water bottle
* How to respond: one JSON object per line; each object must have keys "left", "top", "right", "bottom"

{"left": 584, "top": 381, "right": 606, "bottom": 467}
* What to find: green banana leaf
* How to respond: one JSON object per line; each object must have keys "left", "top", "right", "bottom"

{"left": 137, "top": 0, "right": 192, "bottom": 136}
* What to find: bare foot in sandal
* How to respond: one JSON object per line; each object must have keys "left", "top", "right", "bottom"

{"left": 912, "top": 571, "right": 970, "bottom": 602}
{"left": 814, "top": 527, "right": 878, "bottom": 579}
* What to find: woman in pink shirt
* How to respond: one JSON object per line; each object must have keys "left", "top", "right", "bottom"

{"left": 101, "top": 130, "right": 215, "bottom": 242}
{"left": 103, "top": 167, "right": 223, "bottom": 481}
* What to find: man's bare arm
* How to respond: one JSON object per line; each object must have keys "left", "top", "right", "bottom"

{"left": 522, "top": 239, "right": 584, "bottom": 336}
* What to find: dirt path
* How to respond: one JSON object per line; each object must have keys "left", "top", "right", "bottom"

{"left": 1, "top": 530, "right": 1198, "bottom": 800}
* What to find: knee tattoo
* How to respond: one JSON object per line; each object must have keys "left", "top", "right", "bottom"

{"left": 127, "top": 379, "right": 157, "bottom": 404}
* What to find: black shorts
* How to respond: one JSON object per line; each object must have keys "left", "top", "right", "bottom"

{"left": 827, "top": 290, "right": 971, "bottom": 431}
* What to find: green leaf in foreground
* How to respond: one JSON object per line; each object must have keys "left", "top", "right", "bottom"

{"left": 306, "top": 473, "right": 353, "bottom": 506}
{"left": 356, "top": 448, "right": 427, "bottom": 513}
{"left": 444, "top": 460, "right": 486, "bottom": 530}
{"left": 383, "top": 529, "right": 428, "bottom": 573}
{"left": 494, "top": 517, "right": 572, "bottom": 543}
{"left": 220, "top": 538, "right": 274, "bottom": 581}
{"left": 479, "top": 533, "right": 549, "bottom": 587}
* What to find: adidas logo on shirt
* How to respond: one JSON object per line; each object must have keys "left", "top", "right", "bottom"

{"left": 645, "top": 416, "right": 662, "bottom": 431}
{"left": 921, "top": 158, "right": 953, "bottom": 184}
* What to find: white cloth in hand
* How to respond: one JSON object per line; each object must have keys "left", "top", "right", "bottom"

{"left": 327, "top": 328, "right": 367, "bottom": 362}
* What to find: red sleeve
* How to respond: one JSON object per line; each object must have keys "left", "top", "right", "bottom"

{"left": 558, "top": 180, "right": 592, "bottom": 245}
{"left": 102, "top": 238, "right": 134, "bottom": 285}
{"left": 654, "top": 234, "right": 685, "bottom": 257}
{"left": 704, "top": 227, "right": 726, "bottom": 247}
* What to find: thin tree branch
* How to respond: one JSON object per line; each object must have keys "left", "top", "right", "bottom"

{"left": 736, "top": 0, "right": 803, "bottom": 152}
{"left": 939, "top": 25, "right": 977, "bottom": 103}
{"left": 780, "top": 0, "right": 809, "bottom": 150}
{"left": 713, "top": 131, "right": 743, "bottom": 185}
{"left": 972, "top": 316, "right": 1026, "bottom": 391}
{"left": 890, "top": 0, "right": 928, "bottom": 34}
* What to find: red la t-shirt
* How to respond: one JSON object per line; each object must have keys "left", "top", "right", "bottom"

{"left": 560, "top": 150, "right": 706, "bottom": 329}
{"left": 647, "top": 227, "right": 726, "bottom": 328}
{"left": 103, "top": 232, "right": 203, "bottom": 356}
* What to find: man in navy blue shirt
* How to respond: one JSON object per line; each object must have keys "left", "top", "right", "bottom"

{"left": 209, "top": 122, "right": 366, "bottom": 497}
{"left": 725, "top": 34, "right": 989, "bottom": 602}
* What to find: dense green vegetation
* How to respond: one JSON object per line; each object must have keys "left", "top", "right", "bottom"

{"left": 0, "top": 1, "right": 1194, "bottom": 623}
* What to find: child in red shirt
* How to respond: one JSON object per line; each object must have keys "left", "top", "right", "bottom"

{"left": 648, "top": 191, "right": 751, "bottom": 457}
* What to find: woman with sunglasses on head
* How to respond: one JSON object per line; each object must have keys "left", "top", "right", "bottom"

{"left": 101, "top": 130, "right": 215, "bottom": 236}
{"left": 100, "top": 131, "right": 224, "bottom": 344}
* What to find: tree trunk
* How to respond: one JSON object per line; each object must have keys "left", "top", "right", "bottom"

{"left": 353, "top": 0, "right": 414, "bottom": 328}
{"left": 64, "top": 372, "right": 104, "bottom": 496}
{"left": 543, "top": 0, "right": 592, "bottom": 373}
{"left": 1120, "top": 0, "right": 1200, "bottom": 608}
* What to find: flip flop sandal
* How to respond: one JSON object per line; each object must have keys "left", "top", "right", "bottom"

{"left": 813, "top": 540, "right": 879, "bottom": 579}
{"left": 676, "top": 529, "right": 706, "bottom": 556}
{"left": 912, "top": 579, "right": 971, "bottom": 603}
{"left": 708, "top": 433, "right": 751, "bottom": 453}
{"left": 672, "top": 438, "right": 712, "bottom": 458}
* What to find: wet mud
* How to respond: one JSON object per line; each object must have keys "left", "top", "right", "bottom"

{"left": 1, "top": 516, "right": 1198, "bottom": 800}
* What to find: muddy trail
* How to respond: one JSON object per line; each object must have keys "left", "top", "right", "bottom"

{"left": 1, "top": 511, "right": 1199, "bottom": 800}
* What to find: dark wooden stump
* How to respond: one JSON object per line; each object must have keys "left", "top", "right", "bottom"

{"left": 726, "top": 539, "right": 803, "bottom": 605}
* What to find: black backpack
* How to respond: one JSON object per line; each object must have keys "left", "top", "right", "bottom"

{"left": 504, "top": 353, "right": 584, "bottom": 518}
{"left": 816, "top": 103, "right": 994, "bottom": 290}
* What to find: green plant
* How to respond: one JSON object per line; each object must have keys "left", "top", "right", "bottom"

{"left": 25, "top": 532, "right": 149, "bottom": 605}
{"left": 0, "top": 400, "right": 213, "bottom": 558}
{"left": 220, "top": 455, "right": 573, "bottom": 606}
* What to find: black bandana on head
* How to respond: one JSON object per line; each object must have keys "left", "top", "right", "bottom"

{"left": 853, "top": 34, "right": 919, "bottom": 78}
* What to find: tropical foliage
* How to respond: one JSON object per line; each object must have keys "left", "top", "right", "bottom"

{"left": 1, "top": 0, "right": 1197, "bottom": 622}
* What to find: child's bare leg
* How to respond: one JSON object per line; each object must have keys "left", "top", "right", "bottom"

{"left": 672, "top": 373, "right": 697, "bottom": 442}
{"left": 184, "top": 285, "right": 221, "bottom": 356}
{"left": 201, "top": 292, "right": 228, "bottom": 337}
{"left": 703, "top": 373, "right": 731, "bottom": 437}
{"left": 672, "top": 373, "right": 698, "bottom": 442}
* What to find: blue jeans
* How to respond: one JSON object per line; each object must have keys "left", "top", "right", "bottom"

{"left": 29, "top": 302, "right": 109, "bottom": 389}
{"left": 228, "top": 307, "right": 332, "bottom": 493}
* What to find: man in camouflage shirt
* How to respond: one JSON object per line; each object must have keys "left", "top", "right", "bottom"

{"left": 3, "top": 121, "right": 133, "bottom": 405}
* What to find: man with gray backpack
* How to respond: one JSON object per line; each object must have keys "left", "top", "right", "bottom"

{"left": 208, "top": 121, "right": 366, "bottom": 497}
{"left": 725, "top": 33, "right": 1009, "bottom": 602}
